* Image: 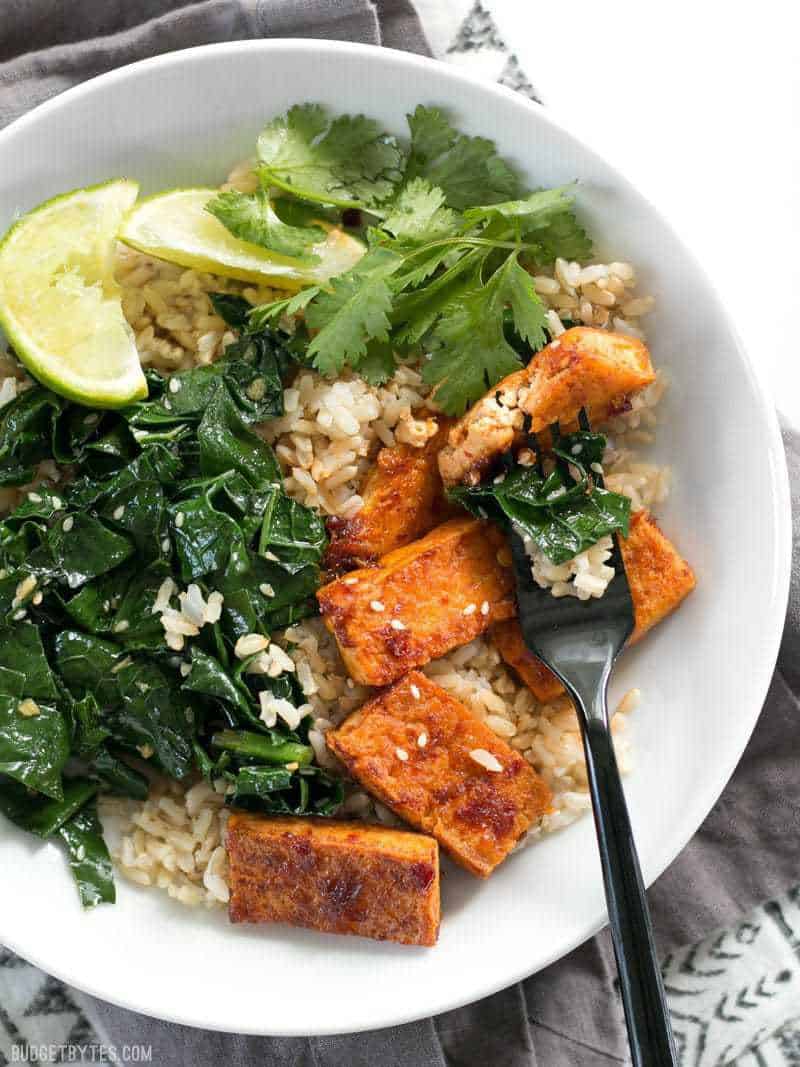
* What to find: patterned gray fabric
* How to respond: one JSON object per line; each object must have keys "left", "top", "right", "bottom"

{"left": 2, "top": 2, "right": 800, "bottom": 1065}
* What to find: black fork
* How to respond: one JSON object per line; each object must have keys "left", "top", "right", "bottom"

{"left": 510, "top": 422, "right": 678, "bottom": 1067}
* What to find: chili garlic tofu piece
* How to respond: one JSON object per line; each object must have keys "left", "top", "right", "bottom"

{"left": 438, "top": 327, "right": 655, "bottom": 486}
{"left": 327, "top": 672, "right": 552, "bottom": 878}
{"left": 492, "top": 510, "right": 696, "bottom": 699}
{"left": 226, "top": 812, "right": 440, "bottom": 946}
{"left": 317, "top": 517, "right": 516, "bottom": 686}
{"left": 621, "top": 509, "right": 696, "bottom": 643}
{"left": 491, "top": 619, "right": 566, "bottom": 703}
{"left": 325, "top": 419, "right": 451, "bottom": 572}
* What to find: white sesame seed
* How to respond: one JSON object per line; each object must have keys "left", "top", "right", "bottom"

{"left": 27, "top": 492, "right": 42, "bottom": 503}
{"left": 169, "top": 377, "right": 182, "bottom": 394}
{"left": 205, "top": 591, "right": 224, "bottom": 624}
{"left": 571, "top": 444, "right": 583, "bottom": 455}
{"left": 14, "top": 576, "right": 37, "bottom": 603}
{"left": 591, "top": 462, "right": 604, "bottom": 474}
{"left": 480, "top": 600, "right": 490, "bottom": 616}
{"left": 463, "top": 603, "right": 477, "bottom": 616}
{"left": 285, "top": 762, "right": 299, "bottom": 772}
{"left": 390, "top": 619, "right": 406, "bottom": 631}
{"left": 113, "top": 620, "right": 130, "bottom": 633}
{"left": 370, "top": 600, "right": 384, "bottom": 612}
{"left": 235, "top": 633, "right": 269, "bottom": 659}
{"left": 163, "top": 398, "right": 172, "bottom": 411}
{"left": 410, "top": 684, "right": 421, "bottom": 700}
{"left": 12, "top": 609, "right": 27, "bottom": 621}
{"left": 112, "top": 505, "right": 125, "bottom": 520}
{"left": 616, "top": 687, "right": 641, "bottom": 715}
{"left": 51, "top": 497, "right": 63, "bottom": 510}
{"left": 259, "top": 583, "right": 275, "bottom": 598}
{"left": 417, "top": 732, "right": 428, "bottom": 747}
{"left": 18, "top": 699, "right": 40, "bottom": 718}
{"left": 175, "top": 511, "right": 185, "bottom": 528}
{"left": 32, "top": 591, "right": 43, "bottom": 606}
{"left": 263, "top": 550, "right": 279, "bottom": 562}
{"left": 179, "top": 662, "right": 192, "bottom": 677}
{"left": 343, "top": 576, "right": 358, "bottom": 585}
{"left": 161, "top": 537, "right": 171, "bottom": 553}
{"left": 62, "top": 516, "right": 74, "bottom": 532}
{"left": 395, "top": 747, "right": 409, "bottom": 761}
{"left": 469, "top": 748, "right": 503, "bottom": 773}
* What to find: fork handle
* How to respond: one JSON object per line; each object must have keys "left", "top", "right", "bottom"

{"left": 579, "top": 715, "right": 678, "bottom": 1066}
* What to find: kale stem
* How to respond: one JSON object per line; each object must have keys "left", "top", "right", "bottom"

{"left": 210, "top": 729, "right": 313, "bottom": 766}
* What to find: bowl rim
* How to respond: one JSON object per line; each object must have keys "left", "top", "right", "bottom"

{"left": 0, "top": 37, "right": 792, "bottom": 1035}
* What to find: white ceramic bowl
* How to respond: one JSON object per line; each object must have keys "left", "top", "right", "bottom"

{"left": 0, "top": 40, "right": 791, "bottom": 1036}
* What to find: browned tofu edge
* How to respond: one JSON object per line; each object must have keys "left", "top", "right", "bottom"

{"left": 326, "top": 671, "right": 553, "bottom": 878}
{"left": 226, "top": 812, "right": 440, "bottom": 946}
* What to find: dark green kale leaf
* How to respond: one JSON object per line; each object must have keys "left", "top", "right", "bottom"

{"left": 109, "top": 659, "right": 194, "bottom": 779}
{"left": 0, "top": 623, "right": 59, "bottom": 700}
{"left": 0, "top": 776, "right": 97, "bottom": 836}
{"left": 197, "top": 386, "right": 281, "bottom": 488}
{"left": 0, "top": 697, "right": 69, "bottom": 798}
{"left": 58, "top": 802, "right": 116, "bottom": 907}
{"left": 449, "top": 430, "right": 631, "bottom": 564}
{"left": 90, "top": 749, "right": 149, "bottom": 801}
{"left": 0, "top": 387, "right": 63, "bottom": 486}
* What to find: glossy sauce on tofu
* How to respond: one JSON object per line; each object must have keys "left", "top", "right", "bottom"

{"left": 327, "top": 672, "right": 552, "bottom": 877}
{"left": 226, "top": 813, "right": 441, "bottom": 946}
{"left": 317, "top": 517, "right": 516, "bottom": 686}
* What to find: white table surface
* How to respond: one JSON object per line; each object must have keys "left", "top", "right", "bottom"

{"left": 428, "top": 0, "right": 800, "bottom": 427}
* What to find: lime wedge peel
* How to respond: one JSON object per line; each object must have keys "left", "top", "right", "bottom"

{"left": 118, "top": 188, "right": 365, "bottom": 290}
{"left": 0, "top": 179, "right": 147, "bottom": 409}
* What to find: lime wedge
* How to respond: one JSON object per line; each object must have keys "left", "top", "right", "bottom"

{"left": 0, "top": 179, "right": 147, "bottom": 408}
{"left": 118, "top": 188, "right": 365, "bottom": 290}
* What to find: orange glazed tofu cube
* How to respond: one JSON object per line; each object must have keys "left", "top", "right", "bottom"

{"left": 327, "top": 672, "right": 552, "bottom": 878}
{"left": 622, "top": 510, "right": 696, "bottom": 644}
{"left": 325, "top": 419, "right": 451, "bottom": 572}
{"left": 492, "top": 510, "right": 696, "bottom": 700}
{"left": 226, "top": 813, "right": 440, "bottom": 946}
{"left": 491, "top": 619, "right": 566, "bottom": 703}
{"left": 317, "top": 517, "right": 516, "bottom": 686}
{"left": 439, "top": 327, "right": 655, "bottom": 486}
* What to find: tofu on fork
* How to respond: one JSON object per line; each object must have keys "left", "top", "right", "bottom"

{"left": 492, "top": 510, "right": 696, "bottom": 702}
{"left": 438, "top": 327, "right": 655, "bottom": 487}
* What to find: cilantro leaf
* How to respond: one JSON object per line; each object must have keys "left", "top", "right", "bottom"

{"left": 502, "top": 254, "right": 548, "bottom": 349}
{"left": 358, "top": 340, "right": 397, "bottom": 385}
{"left": 423, "top": 252, "right": 537, "bottom": 414}
{"left": 382, "top": 179, "right": 461, "bottom": 245}
{"left": 207, "top": 189, "right": 323, "bottom": 261}
{"left": 247, "top": 288, "right": 319, "bottom": 332}
{"left": 405, "top": 105, "right": 521, "bottom": 209}
{"left": 305, "top": 249, "right": 401, "bottom": 375}
{"left": 257, "top": 104, "right": 404, "bottom": 210}
{"left": 465, "top": 187, "right": 592, "bottom": 264}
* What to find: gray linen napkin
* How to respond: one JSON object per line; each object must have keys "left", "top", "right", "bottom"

{"left": 2, "top": 4, "right": 799, "bottom": 1064}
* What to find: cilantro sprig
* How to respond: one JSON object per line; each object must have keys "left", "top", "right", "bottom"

{"left": 224, "top": 104, "right": 593, "bottom": 411}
